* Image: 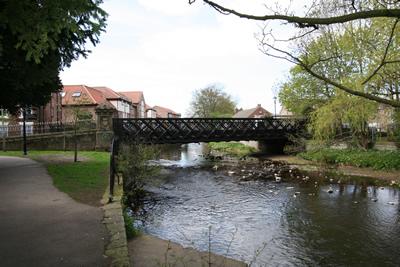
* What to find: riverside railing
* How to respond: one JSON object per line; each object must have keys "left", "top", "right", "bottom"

{"left": 0, "top": 120, "right": 96, "bottom": 138}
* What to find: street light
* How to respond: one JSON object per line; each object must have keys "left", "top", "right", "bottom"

{"left": 22, "top": 107, "right": 27, "bottom": 155}
{"left": 273, "top": 96, "right": 277, "bottom": 117}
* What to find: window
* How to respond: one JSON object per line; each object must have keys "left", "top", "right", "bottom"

{"left": 60, "top": 92, "right": 66, "bottom": 97}
{"left": 72, "top": 92, "right": 81, "bottom": 97}
{"left": 19, "top": 122, "right": 33, "bottom": 135}
{"left": 0, "top": 125, "right": 8, "bottom": 137}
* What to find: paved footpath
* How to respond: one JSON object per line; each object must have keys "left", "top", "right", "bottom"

{"left": 0, "top": 156, "right": 108, "bottom": 267}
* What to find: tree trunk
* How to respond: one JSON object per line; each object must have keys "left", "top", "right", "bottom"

{"left": 74, "top": 122, "right": 78, "bottom": 162}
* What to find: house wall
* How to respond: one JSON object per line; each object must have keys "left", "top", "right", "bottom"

{"left": 147, "top": 109, "right": 156, "bottom": 118}
{"left": 249, "top": 107, "right": 272, "bottom": 118}
{"left": 167, "top": 113, "right": 180, "bottom": 118}
{"left": 110, "top": 100, "right": 130, "bottom": 118}
{"left": 139, "top": 100, "right": 145, "bottom": 118}
{"left": 41, "top": 92, "right": 63, "bottom": 122}
{"left": 129, "top": 104, "right": 138, "bottom": 118}
{"left": 62, "top": 106, "right": 97, "bottom": 122}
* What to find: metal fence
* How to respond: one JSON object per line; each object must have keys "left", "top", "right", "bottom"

{"left": 0, "top": 120, "right": 96, "bottom": 138}
{"left": 113, "top": 117, "right": 307, "bottom": 144}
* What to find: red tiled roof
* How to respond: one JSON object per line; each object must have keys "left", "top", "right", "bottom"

{"left": 62, "top": 85, "right": 111, "bottom": 107}
{"left": 93, "top": 86, "right": 120, "bottom": 99}
{"left": 233, "top": 104, "right": 272, "bottom": 118}
{"left": 93, "top": 87, "right": 130, "bottom": 102}
{"left": 119, "top": 91, "right": 144, "bottom": 104}
{"left": 153, "top": 105, "right": 180, "bottom": 118}
{"left": 145, "top": 104, "right": 154, "bottom": 111}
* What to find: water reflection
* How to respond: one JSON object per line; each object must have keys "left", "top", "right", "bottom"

{"left": 136, "top": 144, "right": 400, "bottom": 266}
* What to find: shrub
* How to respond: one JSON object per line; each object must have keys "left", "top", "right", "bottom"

{"left": 117, "top": 142, "right": 160, "bottom": 207}
{"left": 123, "top": 209, "right": 140, "bottom": 239}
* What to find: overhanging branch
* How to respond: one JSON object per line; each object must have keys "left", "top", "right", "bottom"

{"left": 191, "top": 0, "right": 400, "bottom": 28}
{"left": 300, "top": 63, "right": 400, "bottom": 107}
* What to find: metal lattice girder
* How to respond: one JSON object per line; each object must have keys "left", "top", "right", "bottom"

{"left": 113, "top": 117, "right": 306, "bottom": 144}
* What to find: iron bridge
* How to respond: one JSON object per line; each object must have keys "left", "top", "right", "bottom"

{"left": 109, "top": 117, "right": 306, "bottom": 200}
{"left": 112, "top": 117, "right": 306, "bottom": 144}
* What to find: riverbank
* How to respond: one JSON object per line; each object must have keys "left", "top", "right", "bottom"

{"left": 298, "top": 148, "right": 400, "bottom": 171}
{"left": 128, "top": 234, "right": 246, "bottom": 267}
{"left": 205, "top": 143, "right": 400, "bottom": 186}
{"left": 265, "top": 155, "right": 400, "bottom": 184}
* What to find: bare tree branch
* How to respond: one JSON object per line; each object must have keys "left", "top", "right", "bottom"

{"left": 362, "top": 18, "right": 399, "bottom": 84}
{"left": 190, "top": 0, "right": 400, "bottom": 28}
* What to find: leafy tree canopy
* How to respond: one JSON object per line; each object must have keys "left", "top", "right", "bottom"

{"left": 190, "top": 84, "right": 236, "bottom": 117}
{"left": 278, "top": 20, "right": 397, "bottom": 147}
{"left": 0, "top": 0, "right": 107, "bottom": 113}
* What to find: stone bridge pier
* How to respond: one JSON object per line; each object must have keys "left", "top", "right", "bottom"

{"left": 258, "top": 139, "right": 288, "bottom": 154}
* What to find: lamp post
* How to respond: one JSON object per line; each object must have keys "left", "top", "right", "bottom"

{"left": 273, "top": 96, "right": 277, "bottom": 117}
{"left": 23, "top": 107, "right": 27, "bottom": 155}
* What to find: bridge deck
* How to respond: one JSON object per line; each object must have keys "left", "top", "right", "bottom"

{"left": 112, "top": 117, "right": 305, "bottom": 144}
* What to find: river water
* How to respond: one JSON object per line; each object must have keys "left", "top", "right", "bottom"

{"left": 132, "top": 144, "right": 400, "bottom": 266}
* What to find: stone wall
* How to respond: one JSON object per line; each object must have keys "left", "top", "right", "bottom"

{"left": 1, "top": 130, "right": 113, "bottom": 151}
{"left": 1, "top": 105, "right": 115, "bottom": 152}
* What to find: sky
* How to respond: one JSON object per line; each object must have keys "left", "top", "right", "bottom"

{"left": 60, "top": 0, "right": 303, "bottom": 115}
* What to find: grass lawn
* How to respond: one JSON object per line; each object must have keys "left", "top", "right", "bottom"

{"left": 208, "top": 142, "right": 257, "bottom": 158}
{"left": 0, "top": 150, "right": 110, "bottom": 206}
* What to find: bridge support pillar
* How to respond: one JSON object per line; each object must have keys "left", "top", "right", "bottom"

{"left": 258, "top": 140, "right": 287, "bottom": 155}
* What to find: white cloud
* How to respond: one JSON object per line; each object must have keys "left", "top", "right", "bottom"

{"left": 137, "top": 0, "right": 199, "bottom": 16}
{"left": 61, "top": 0, "right": 302, "bottom": 115}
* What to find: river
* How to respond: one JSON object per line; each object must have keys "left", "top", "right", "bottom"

{"left": 131, "top": 143, "right": 400, "bottom": 266}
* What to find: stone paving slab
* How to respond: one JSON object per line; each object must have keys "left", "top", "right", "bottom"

{"left": 102, "top": 193, "right": 130, "bottom": 267}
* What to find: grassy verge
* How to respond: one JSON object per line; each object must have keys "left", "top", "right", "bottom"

{"left": 0, "top": 151, "right": 109, "bottom": 206}
{"left": 298, "top": 149, "right": 400, "bottom": 171}
{"left": 208, "top": 142, "right": 257, "bottom": 158}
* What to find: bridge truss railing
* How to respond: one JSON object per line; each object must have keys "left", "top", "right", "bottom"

{"left": 108, "top": 117, "right": 306, "bottom": 201}
{"left": 112, "top": 117, "right": 306, "bottom": 144}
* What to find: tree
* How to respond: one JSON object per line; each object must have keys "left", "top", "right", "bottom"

{"left": 311, "top": 94, "right": 377, "bottom": 148}
{"left": 0, "top": 28, "right": 62, "bottom": 113}
{"left": 279, "top": 65, "right": 334, "bottom": 116}
{"left": 190, "top": 85, "right": 236, "bottom": 117}
{"left": 279, "top": 23, "right": 392, "bottom": 147}
{"left": 0, "top": 0, "right": 107, "bottom": 112}
{"left": 65, "top": 97, "right": 94, "bottom": 162}
{"left": 190, "top": 0, "right": 400, "bottom": 108}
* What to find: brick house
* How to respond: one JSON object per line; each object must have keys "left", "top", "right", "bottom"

{"left": 0, "top": 93, "right": 63, "bottom": 136}
{"left": 61, "top": 85, "right": 117, "bottom": 122}
{"left": 119, "top": 91, "right": 146, "bottom": 118}
{"left": 93, "top": 87, "right": 132, "bottom": 118}
{"left": 233, "top": 104, "right": 272, "bottom": 118}
{"left": 152, "top": 106, "right": 181, "bottom": 118}
{"left": 145, "top": 104, "right": 157, "bottom": 118}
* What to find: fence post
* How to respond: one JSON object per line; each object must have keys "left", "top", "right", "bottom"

{"left": 109, "top": 136, "right": 119, "bottom": 203}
